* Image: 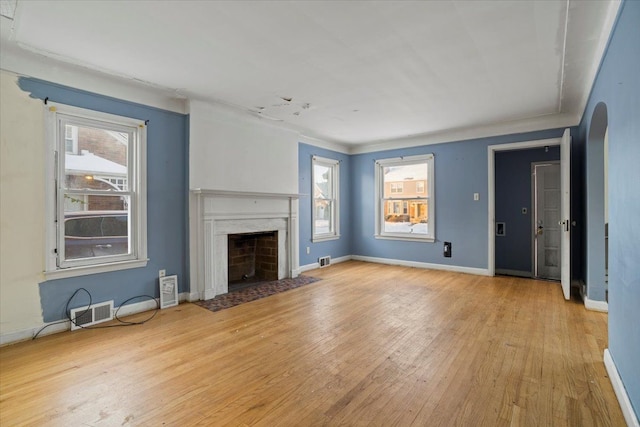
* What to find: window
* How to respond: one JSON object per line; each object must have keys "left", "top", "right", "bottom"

{"left": 390, "top": 182, "right": 403, "bottom": 193}
{"left": 45, "top": 103, "right": 147, "bottom": 278}
{"left": 64, "top": 125, "right": 78, "bottom": 153}
{"left": 375, "top": 154, "right": 434, "bottom": 241}
{"left": 312, "top": 156, "right": 340, "bottom": 241}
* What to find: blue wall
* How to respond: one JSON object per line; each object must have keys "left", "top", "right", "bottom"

{"left": 298, "top": 143, "right": 352, "bottom": 266}
{"left": 577, "top": 0, "right": 640, "bottom": 417}
{"left": 495, "top": 146, "right": 560, "bottom": 274}
{"left": 18, "top": 78, "right": 189, "bottom": 322}
{"left": 348, "top": 130, "right": 567, "bottom": 269}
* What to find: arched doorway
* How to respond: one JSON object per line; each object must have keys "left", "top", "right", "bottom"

{"left": 585, "top": 102, "right": 608, "bottom": 307}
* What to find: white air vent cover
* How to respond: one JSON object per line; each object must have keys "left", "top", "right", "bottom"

{"left": 69, "top": 300, "right": 114, "bottom": 331}
{"left": 159, "top": 275, "right": 179, "bottom": 309}
{"left": 319, "top": 256, "right": 331, "bottom": 267}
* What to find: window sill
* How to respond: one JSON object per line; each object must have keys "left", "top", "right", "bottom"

{"left": 375, "top": 234, "right": 435, "bottom": 243}
{"left": 312, "top": 234, "right": 341, "bottom": 243}
{"left": 44, "top": 258, "right": 149, "bottom": 281}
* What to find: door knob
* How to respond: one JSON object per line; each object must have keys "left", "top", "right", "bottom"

{"left": 537, "top": 225, "right": 544, "bottom": 235}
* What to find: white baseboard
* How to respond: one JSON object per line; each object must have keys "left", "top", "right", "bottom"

{"left": 604, "top": 349, "right": 640, "bottom": 427}
{"left": 0, "top": 293, "right": 190, "bottom": 346}
{"left": 298, "top": 255, "right": 352, "bottom": 274}
{"left": 0, "top": 321, "right": 70, "bottom": 346}
{"left": 351, "top": 255, "right": 491, "bottom": 276}
{"left": 585, "top": 297, "right": 609, "bottom": 313}
{"left": 495, "top": 269, "right": 532, "bottom": 278}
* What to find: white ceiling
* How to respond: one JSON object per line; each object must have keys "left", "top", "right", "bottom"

{"left": 1, "top": 0, "right": 619, "bottom": 147}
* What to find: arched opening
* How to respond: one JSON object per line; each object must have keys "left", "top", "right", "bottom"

{"left": 586, "top": 102, "right": 608, "bottom": 304}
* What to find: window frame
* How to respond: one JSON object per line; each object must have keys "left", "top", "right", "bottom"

{"left": 375, "top": 153, "right": 435, "bottom": 242}
{"left": 311, "top": 155, "right": 340, "bottom": 242}
{"left": 44, "top": 103, "right": 148, "bottom": 279}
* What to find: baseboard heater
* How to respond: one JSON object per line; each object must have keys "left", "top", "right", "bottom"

{"left": 69, "top": 300, "right": 114, "bottom": 331}
{"left": 319, "top": 256, "right": 331, "bottom": 267}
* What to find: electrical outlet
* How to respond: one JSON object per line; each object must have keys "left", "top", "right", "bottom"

{"left": 159, "top": 269, "right": 166, "bottom": 278}
{"left": 444, "top": 242, "right": 452, "bottom": 258}
{"left": 306, "top": 246, "right": 310, "bottom": 254}
{"left": 473, "top": 193, "right": 479, "bottom": 201}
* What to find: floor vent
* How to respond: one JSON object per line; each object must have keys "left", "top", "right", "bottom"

{"left": 69, "top": 300, "right": 114, "bottom": 331}
{"left": 319, "top": 256, "right": 331, "bottom": 268}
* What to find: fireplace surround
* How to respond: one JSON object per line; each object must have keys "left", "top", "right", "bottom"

{"left": 189, "top": 189, "right": 300, "bottom": 300}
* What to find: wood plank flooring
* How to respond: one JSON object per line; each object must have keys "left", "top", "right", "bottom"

{"left": 0, "top": 261, "right": 625, "bottom": 426}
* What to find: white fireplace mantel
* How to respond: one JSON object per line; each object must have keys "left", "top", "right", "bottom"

{"left": 189, "top": 189, "right": 302, "bottom": 301}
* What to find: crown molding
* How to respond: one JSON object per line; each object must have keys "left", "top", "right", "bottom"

{"left": 0, "top": 39, "right": 187, "bottom": 114}
{"left": 347, "top": 112, "right": 580, "bottom": 155}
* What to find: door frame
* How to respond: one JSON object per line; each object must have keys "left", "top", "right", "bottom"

{"left": 487, "top": 137, "right": 562, "bottom": 276}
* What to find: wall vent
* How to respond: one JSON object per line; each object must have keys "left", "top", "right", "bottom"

{"left": 69, "top": 300, "right": 114, "bottom": 331}
{"left": 319, "top": 256, "right": 331, "bottom": 268}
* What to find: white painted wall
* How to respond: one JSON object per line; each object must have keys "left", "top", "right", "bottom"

{"left": 189, "top": 100, "right": 299, "bottom": 194}
{"left": 0, "top": 70, "right": 46, "bottom": 337}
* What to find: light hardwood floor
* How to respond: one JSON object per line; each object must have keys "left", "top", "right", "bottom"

{"left": 0, "top": 261, "right": 625, "bottom": 426}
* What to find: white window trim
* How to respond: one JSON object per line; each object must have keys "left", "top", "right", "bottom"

{"left": 375, "top": 154, "right": 435, "bottom": 242}
{"left": 44, "top": 103, "right": 148, "bottom": 279}
{"left": 312, "top": 155, "right": 340, "bottom": 242}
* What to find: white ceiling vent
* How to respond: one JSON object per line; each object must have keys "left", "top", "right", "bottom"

{"left": 69, "top": 300, "right": 114, "bottom": 331}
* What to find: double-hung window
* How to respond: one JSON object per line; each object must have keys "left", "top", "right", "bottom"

{"left": 45, "top": 103, "right": 147, "bottom": 278}
{"left": 375, "top": 154, "right": 434, "bottom": 242}
{"left": 312, "top": 156, "right": 340, "bottom": 241}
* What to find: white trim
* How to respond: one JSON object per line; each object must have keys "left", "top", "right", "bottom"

{"left": 191, "top": 188, "right": 302, "bottom": 199}
{"left": 351, "top": 255, "right": 490, "bottom": 276}
{"left": 299, "top": 134, "right": 350, "bottom": 154}
{"left": 584, "top": 297, "right": 609, "bottom": 313}
{"left": 604, "top": 349, "right": 640, "bottom": 427}
{"left": 348, "top": 113, "right": 579, "bottom": 155}
{"left": 0, "top": 293, "right": 189, "bottom": 346}
{"left": 487, "top": 137, "right": 562, "bottom": 276}
{"left": 44, "top": 102, "right": 148, "bottom": 277}
{"left": 495, "top": 269, "right": 532, "bottom": 278}
{"left": 44, "top": 258, "right": 149, "bottom": 280}
{"left": 572, "top": 1, "right": 622, "bottom": 128}
{"left": 0, "top": 321, "right": 70, "bottom": 346}
{"left": 297, "top": 255, "right": 352, "bottom": 274}
{"left": 375, "top": 154, "right": 434, "bottom": 241}
{"left": 0, "top": 44, "right": 187, "bottom": 114}
{"left": 312, "top": 156, "right": 340, "bottom": 241}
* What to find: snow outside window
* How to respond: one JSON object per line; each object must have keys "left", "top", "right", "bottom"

{"left": 375, "top": 154, "right": 434, "bottom": 242}
{"left": 312, "top": 156, "right": 340, "bottom": 242}
{"left": 44, "top": 103, "right": 147, "bottom": 279}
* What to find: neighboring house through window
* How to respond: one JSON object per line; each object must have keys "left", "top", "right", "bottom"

{"left": 65, "top": 124, "right": 78, "bottom": 154}
{"left": 45, "top": 103, "right": 147, "bottom": 278}
{"left": 312, "top": 156, "right": 340, "bottom": 241}
{"left": 375, "top": 154, "right": 434, "bottom": 241}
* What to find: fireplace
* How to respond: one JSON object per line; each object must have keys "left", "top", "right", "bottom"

{"left": 189, "top": 189, "right": 300, "bottom": 300}
{"left": 228, "top": 231, "right": 278, "bottom": 288}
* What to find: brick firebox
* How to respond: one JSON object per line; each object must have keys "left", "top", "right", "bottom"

{"left": 227, "top": 231, "right": 278, "bottom": 286}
